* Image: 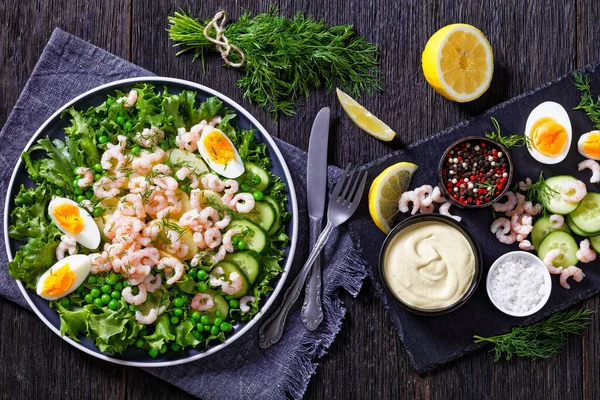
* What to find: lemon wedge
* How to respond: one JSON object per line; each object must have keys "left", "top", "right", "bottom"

{"left": 368, "top": 162, "right": 418, "bottom": 234}
{"left": 336, "top": 88, "right": 396, "bottom": 141}
{"left": 421, "top": 23, "right": 493, "bottom": 102}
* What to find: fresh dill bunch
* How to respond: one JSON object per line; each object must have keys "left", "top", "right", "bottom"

{"left": 514, "top": 171, "right": 556, "bottom": 216}
{"left": 473, "top": 308, "right": 593, "bottom": 361}
{"left": 167, "top": 7, "right": 381, "bottom": 118}
{"left": 484, "top": 117, "right": 528, "bottom": 148}
{"left": 573, "top": 72, "right": 600, "bottom": 129}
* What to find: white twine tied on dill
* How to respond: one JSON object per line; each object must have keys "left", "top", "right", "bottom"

{"left": 203, "top": 10, "right": 246, "bottom": 68}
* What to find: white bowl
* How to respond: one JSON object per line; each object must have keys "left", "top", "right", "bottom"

{"left": 486, "top": 251, "right": 552, "bottom": 317}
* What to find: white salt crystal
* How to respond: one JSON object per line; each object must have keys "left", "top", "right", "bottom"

{"left": 489, "top": 257, "right": 547, "bottom": 313}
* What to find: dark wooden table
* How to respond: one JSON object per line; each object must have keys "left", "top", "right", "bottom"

{"left": 1, "top": 1, "right": 599, "bottom": 399}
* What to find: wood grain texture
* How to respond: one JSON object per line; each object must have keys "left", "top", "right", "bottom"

{"left": 0, "top": 0, "right": 599, "bottom": 399}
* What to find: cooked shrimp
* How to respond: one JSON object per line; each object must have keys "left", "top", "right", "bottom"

{"left": 221, "top": 272, "right": 243, "bottom": 295}
{"left": 239, "top": 295, "right": 256, "bottom": 313}
{"left": 222, "top": 228, "right": 242, "bottom": 252}
{"left": 511, "top": 214, "right": 533, "bottom": 236}
{"left": 122, "top": 90, "right": 138, "bottom": 108}
{"left": 199, "top": 207, "right": 219, "bottom": 227}
{"left": 132, "top": 148, "right": 165, "bottom": 173}
{"left": 419, "top": 203, "right": 434, "bottom": 214}
{"left": 176, "top": 127, "right": 200, "bottom": 152}
{"left": 156, "top": 192, "right": 182, "bottom": 219}
{"left": 229, "top": 193, "right": 255, "bottom": 213}
{"left": 190, "top": 121, "right": 208, "bottom": 136}
{"left": 201, "top": 173, "right": 226, "bottom": 192}
{"left": 193, "top": 231, "right": 206, "bottom": 249}
{"left": 559, "top": 266, "right": 585, "bottom": 289}
{"left": 518, "top": 240, "right": 534, "bottom": 251}
{"left": 497, "top": 231, "right": 517, "bottom": 245}
{"left": 414, "top": 185, "right": 434, "bottom": 207}
{"left": 492, "top": 191, "right": 517, "bottom": 213}
{"left": 518, "top": 178, "right": 532, "bottom": 191}
{"left": 561, "top": 179, "right": 587, "bottom": 203}
{"left": 89, "top": 252, "right": 112, "bottom": 273}
{"left": 578, "top": 159, "right": 600, "bottom": 183}
{"left": 398, "top": 191, "right": 420, "bottom": 214}
{"left": 135, "top": 306, "right": 166, "bottom": 325}
{"left": 175, "top": 167, "right": 199, "bottom": 189}
{"left": 506, "top": 193, "right": 527, "bottom": 217}
{"left": 549, "top": 214, "right": 564, "bottom": 229}
{"left": 431, "top": 186, "right": 446, "bottom": 204}
{"left": 158, "top": 257, "right": 185, "bottom": 284}
{"left": 204, "top": 227, "right": 222, "bottom": 249}
{"left": 208, "top": 115, "right": 222, "bottom": 126}
{"left": 523, "top": 201, "right": 542, "bottom": 216}
{"left": 118, "top": 193, "right": 146, "bottom": 219}
{"left": 122, "top": 285, "right": 147, "bottom": 305}
{"left": 56, "top": 235, "right": 77, "bottom": 260}
{"left": 543, "top": 249, "right": 564, "bottom": 274}
{"left": 190, "top": 189, "right": 204, "bottom": 211}
{"left": 221, "top": 180, "right": 239, "bottom": 204}
{"left": 76, "top": 167, "right": 93, "bottom": 188}
{"left": 191, "top": 293, "right": 214, "bottom": 312}
{"left": 439, "top": 202, "right": 461, "bottom": 222}
{"left": 79, "top": 199, "right": 94, "bottom": 213}
{"left": 576, "top": 239, "right": 597, "bottom": 263}
{"left": 144, "top": 191, "right": 168, "bottom": 216}
{"left": 209, "top": 266, "right": 225, "bottom": 286}
{"left": 153, "top": 176, "right": 179, "bottom": 192}
{"left": 101, "top": 148, "right": 126, "bottom": 171}
{"left": 128, "top": 176, "right": 149, "bottom": 194}
{"left": 179, "top": 209, "right": 204, "bottom": 231}
{"left": 135, "top": 126, "right": 164, "bottom": 148}
{"left": 210, "top": 245, "right": 227, "bottom": 265}
{"left": 152, "top": 163, "right": 172, "bottom": 176}
{"left": 94, "top": 176, "right": 125, "bottom": 199}
{"left": 214, "top": 213, "right": 231, "bottom": 230}
{"left": 143, "top": 273, "right": 162, "bottom": 293}
{"left": 490, "top": 218, "right": 511, "bottom": 236}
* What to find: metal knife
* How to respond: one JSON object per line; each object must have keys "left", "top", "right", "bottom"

{"left": 301, "top": 107, "right": 330, "bottom": 330}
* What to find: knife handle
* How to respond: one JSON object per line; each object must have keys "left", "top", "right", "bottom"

{"left": 301, "top": 217, "right": 324, "bottom": 330}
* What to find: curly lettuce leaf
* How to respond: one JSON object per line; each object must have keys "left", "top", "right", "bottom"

{"left": 9, "top": 184, "right": 53, "bottom": 240}
{"left": 61, "top": 107, "right": 100, "bottom": 165}
{"left": 144, "top": 314, "right": 175, "bottom": 351}
{"left": 174, "top": 319, "right": 200, "bottom": 348}
{"left": 22, "top": 137, "right": 77, "bottom": 193}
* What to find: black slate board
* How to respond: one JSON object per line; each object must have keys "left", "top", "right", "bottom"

{"left": 351, "top": 61, "right": 600, "bottom": 373}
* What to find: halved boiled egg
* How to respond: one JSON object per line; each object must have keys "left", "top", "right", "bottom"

{"left": 578, "top": 130, "right": 600, "bottom": 160}
{"left": 36, "top": 255, "right": 91, "bottom": 300}
{"left": 48, "top": 197, "right": 100, "bottom": 249}
{"left": 197, "top": 126, "right": 245, "bottom": 178}
{"left": 525, "top": 101, "right": 572, "bottom": 164}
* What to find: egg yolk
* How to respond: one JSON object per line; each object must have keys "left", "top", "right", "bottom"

{"left": 203, "top": 131, "right": 235, "bottom": 165}
{"left": 41, "top": 263, "right": 75, "bottom": 297}
{"left": 530, "top": 117, "right": 568, "bottom": 156}
{"left": 52, "top": 203, "right": 84, "bottom": 234}
{"left": 581, "top": 132, "right": 600, "bottom": 159}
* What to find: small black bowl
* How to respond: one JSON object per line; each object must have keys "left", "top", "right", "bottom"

{"left": 438, "top": 136, "right": 513, "bottom": 209}
{"left": 379, "top": 214, "right": 483, "bottom": 316}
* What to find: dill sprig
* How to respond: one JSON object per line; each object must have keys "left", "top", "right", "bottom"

{"left": 167, "top": 7, "right": 381, "bottom": 118}
{"left": 515, "top": 172, "right": 556, "bottom": 216}
{"left": 484, "top": 117, "right": 528, "bottom": 148}
{"left": 573, "top": 72, "right": 600, "bottom": 129}
{"left": 473, "top": 308, "right": 593, "bottom": 361}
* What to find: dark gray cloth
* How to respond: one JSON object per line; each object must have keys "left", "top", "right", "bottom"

{"left": 0, "top": 29, "right": 367, "bottom": 399}
{"left": 350, "top": 60, "right": 600, "bottom": 373}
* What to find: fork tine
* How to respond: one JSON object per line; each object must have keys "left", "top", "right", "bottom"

{"left": 339, "top": 166, "right": 357, "bottom": 202}
{"left": 331, "top": 164, "right": 351, "bottom": 200}
{"left": 342, "top": 167, "right": 361, "bottom": 206}
{"left": 347, "top": 171, "right": 368, "bottom": 212}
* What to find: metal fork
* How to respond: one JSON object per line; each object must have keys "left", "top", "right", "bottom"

{"left": 259, "top": 164, "right": 368, "bottom": 348}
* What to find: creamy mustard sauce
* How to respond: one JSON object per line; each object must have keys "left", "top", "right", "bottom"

{"left": 383, "top": 221, "right": 475, "bottom": 309}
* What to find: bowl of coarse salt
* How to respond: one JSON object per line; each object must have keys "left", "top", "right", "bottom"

{"left": 486, "top": 251, "right": 552, "bottom": 317}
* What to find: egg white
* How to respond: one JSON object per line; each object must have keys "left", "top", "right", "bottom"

{"left": 577, "top": 130, "right": 600, "bottom": 160}
{"left": 36, "top": 255, "right": 91, "bottom": 300}
{"left": 48, "top": 197, "right": 101, "bottom": 249}
{"left": 525, "top": 101, "right": 572, "bottom": 165}
{"left": 197, "top": 126, "right": 245, "bottom": 179}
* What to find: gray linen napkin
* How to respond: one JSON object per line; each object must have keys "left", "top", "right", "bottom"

{"left": 0, "top": 28, "right": 366, "bottom": 400}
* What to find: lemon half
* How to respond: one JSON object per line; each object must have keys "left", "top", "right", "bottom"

{"left": 336, "top": 88, "right": 396, "bottom": 142}
{"left": 368, "top": 162, "right": 418, "bottom": 234}
{"left": 422, "top": 23, "right": 494, "bottom": 102}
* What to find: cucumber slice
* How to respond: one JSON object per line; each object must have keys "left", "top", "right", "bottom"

{"left": 245, "top": 163, "right": 270, "bottom": 191}
{"left": 590, "top": 236, "right": 600, "bottom": 253}
{"left": 537, "top": 231, "right": 579, "bottom": 267}
{"left": 543, "top": 175, "right": 581, "bottom": 215}
{"left": 263, "top": 196, "right": 282, "bottom": 235}
{"left": 205, "top": 292, "right": 230, "bottom": 323}
{"left": 227, "top": 219, "right": 268, "bottom": 253}
{"left": 246, "top": 202, "right": 276, "bottom": 232}
{"left": 216, "top": 261, "right": 249, "bottom": 298}
{"left": 531, "top": 216, "right": 571, "bottom": 249}
{"left": 223, "top": 252, "right": 260, "bottom": 284}
{"left": 566, "top": 215, "right": 593, "bottom": 237}
{"left": 569, "top": 192, "right": 600, "bottom": 234}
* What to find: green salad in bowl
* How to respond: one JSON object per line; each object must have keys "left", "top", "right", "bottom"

{"left": 6, "top": 81, "right": 295, "bottom": 363}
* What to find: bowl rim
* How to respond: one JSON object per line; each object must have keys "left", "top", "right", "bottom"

{"left": 486, "top": 250, "right": 552, "bottom": 317}
{"left": 3, "top": 76, "right": 299, "bottom": 367}
{"left": 438, "top": 135, "right": 513, "bottom": 209}
{"left": 378, "top": 213, "right": 483, "bottom": 316}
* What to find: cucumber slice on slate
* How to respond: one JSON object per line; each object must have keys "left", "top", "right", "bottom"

{"left": 569, "top": 192, "right": 600, "bottom": 234}
{"left": 531, "top": 216, "right": 571, "bottom": 249}
{"left": 537, "top": 231, "right": 579, "bottom": 268}
{"left": 543, "top": 175, "right": 580, "bottom": 215}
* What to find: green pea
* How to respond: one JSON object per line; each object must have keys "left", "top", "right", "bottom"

{"left": 84, "top": 294, "right": 93, "bottom": 303}
{"left": 94, "top": 173, "right": 102, "bottom": 181}
{"left": 231, "top": 236, "right": 240, "bottom": 246}
{"left": 123, "top": 121, "right": 133, "bottom": 131}
{"left": 159, "top": 345, "right": 168, "bottom": 354}
{"left": 97, "top": 277, "right": 105, "bottom": 284}
{"left": 88, "top": 276, "right": 97, "bottom": 285}
{"left": 215, "top": 310, "right": 221, "bottom": 317}
{"left": 197, "top": 282, "right": 208, "bottom": 292}
{"left": 196, "top": 323, "right": 203, "bottom": 332}
{"left": 148, "top": 348, "right": 158, "bottom": 358}
{"left": 91, "top": 118, "right": 99, "bottom": 127}
{"left": 240, "top": 183, "right": 250, "bottom": 192}
{"left": 115, "top": 116, "right": 125, "bottom": 126}
{"left": 146, "top": 292, "right": 153, "bottom": 302}
{"left": 213, "top": 317, "right": 223, "bottom": 326}
{"left": 131, "top": 145, "right": 141, "bottom": 156}
{"left": 111, "top": 290, "right": 121, "bottom": 299}
{"left": 105, "top": 98, "right": 112, "bottom": 107}
{"left": 93, "top": 163, "right": 103, "bottom": 173}
{"left": 224, "top": 295, "right": 234, "bottom": 300}
{"left": 191, "top": 311, "right": 201, "bottom": 321}
{"left": 74, "top": 186, "right": 83, "bottom": 195}
{"left": 180, "top": 184, "right": 189, "bottom": 192}
{"left": 196, "top": 270, "right": 207, "bottom": 280}
{"left": 122, "top": 281, "right": 129, "bottom": 288}
{"left": 135, "top": 339, "right": 144, "bottom": 348}
{"left": 93, "top": 298, "right": 104, "bottom": 307}
{"left": 210, "top": 326, "right": 220, "bottom": 335}
{"left": 93, "top": 207, "right": 104, "bottom": 218}
{"left": 170, "top": 316, "right": 180, "bottom": 324}
{"left": 253, "top": 190, "right": 264, "bottom": 201}
{"left": 113, "top": 282, "right": 123, "bottom": 292}
{"left": 108, "top": 299, "right": 119, "bottom": 310}
{"left": 101, "top": 284, "right": 112, "bottom": 294}
{"left": 191, "top": 330, "right": 202, "bottom": 340}
{"left": 85, "top": 190, "right": 94, "bottom": 199}
{"left": 229, "top": 299, "right": 239, "bottom": 308}
{"left": 76, "top": 195, "right": 86, "bottom": 203}
{"left": 171, "top": 343, "right": 181, "bottom": 352}
{"left": 90, "top": 288, "right": 101, "bottom": 298}
{"left": 61, "top": 298, "right": 70, "bottom": 308}
{"left": 173, "top": 297, "right": 185, "bottom": 308}
{"left": 220, "top": 322, "right": 232, "bottom": 332}
{"left": 203, "top": 325, "right": 211, "bottom": 332}
{"left": 237, "top": 240, "right": 247, "bottom": 251}
{"left": 55, "top": 188, "right": 64, "bottom": 196}
{"left": 101, "top": 294, "right": 111, "bottom": 304}
{"left": 106, "top": 273, "right": 118, "bottom": 285}
{"left": 173, "top": 308, "right": 183, "bottom": 317}
{"left": 200, "top": 315, "right": 210, "bottom": 325}
{"left": 98, "top": 135, "right": 109, "bottom": 144}
{"left": 188, "top": 268, "right": 197, "bottom": 279}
